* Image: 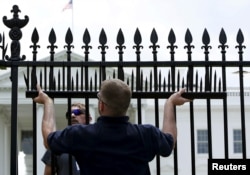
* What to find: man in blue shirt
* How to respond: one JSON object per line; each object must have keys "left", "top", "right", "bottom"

{"left": 34, "top": 79, "right": 191, "bottom": 175}
{"left": 42, "top": 103, "right": 92, "bottom": 175}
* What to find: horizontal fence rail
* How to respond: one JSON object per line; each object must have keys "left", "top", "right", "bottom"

{"left": 0, "top": 4, "right": 249, "bottom": 175}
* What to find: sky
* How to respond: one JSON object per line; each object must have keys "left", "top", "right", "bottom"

{"left": 1, "top": 0, "right": 250, "bottom": 62}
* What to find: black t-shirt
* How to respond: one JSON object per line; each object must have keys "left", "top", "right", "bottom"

{"left": 41, "top": 150, "right": 80, "bottom": 175}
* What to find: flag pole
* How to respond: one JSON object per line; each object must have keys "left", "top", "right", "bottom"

{"left": 63, "top": 0, "right": 74, "bottom": 35}
{"left": 71, "top": 0, "right": 74, "bottom": 35}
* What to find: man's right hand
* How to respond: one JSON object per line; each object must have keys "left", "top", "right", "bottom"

{"left": 33, "top": 84, "right": 52, "bottom": 105}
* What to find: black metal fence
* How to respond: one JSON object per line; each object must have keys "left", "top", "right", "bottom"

{"left": 0, "top": 4, "right": 249, "bottom": 175}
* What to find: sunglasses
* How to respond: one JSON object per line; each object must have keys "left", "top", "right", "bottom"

{"left": 65, "top": 109, "right": 85, "bottom": 118}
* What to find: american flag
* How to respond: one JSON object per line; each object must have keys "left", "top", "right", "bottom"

{"left": 63, "top": 0, "right": 73, "bottom": 11}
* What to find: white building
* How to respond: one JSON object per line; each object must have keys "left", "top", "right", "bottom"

{"left": 0, "top": 51, "right": 249, "bottom": 175}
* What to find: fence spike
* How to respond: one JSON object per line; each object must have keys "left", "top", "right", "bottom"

{"left": 168, "top": 70, "right": 170, "bottom": 92}
{"left": 205, "top": 69, "right": 209, "bottom": 91}
{"left": 126, "top": 78, "right": 130, "bottom": 90}
{"left": 99, "top": 28, "right": 107, "bottom": 45}
{"left": 133, "top": 28, "right": 143, "bottom": 57}
{"left": 236, "top": 29, "right": 244, "bottom": 45}
{"left": 235, "top": 29, "right": 246, "bottom": 58}
{"left": 65, "top": 28, "right": 73, "bottom": 45}
{"left": 26, "top": 65, "right": 30, "bottom": 89}
{"left": 89, "top": 78, "right": 92, "bottom": 91}
{"left": 150, "top": 28, "right": 158, "bottom": 45}
{"left": 202, "top": 28, "right": 210, "bottom": 45}
{"left": 76, "top": 70, "right": 79, "bottom": 91}
{"left": 40, "top": 70, "right": 43, "bottom": 88}
{"left": 82, "top": 28, "right": 92, "bottom": 57}
{"left": 23, "top": 73, "right": 28, "bottom": 89}
{"left": 167, "top": 28, "right": 178, "bottom": 56}
{"left": 200, "top": 78, "right": 203, "bottom": 92}
{"left": 131, "top": 70, "right": 134, "bottom": 91}
{"left": 31, "top": 67, "right": 37, "bottom": 90}
{"left": 150, "top": 28, "right": 160, "bottom": 62}
{"left": 195, "top": 70, "right": 198, "bottom": 92}
{"left": 163, "top": 78, "right": 166, "bottom": 92}
{"left": 201, "top": 29, "right": 212, "bottom": 58}
{"left": 0, "top": 33, "right": 8, "bottom": 61}
{"left": 184, "top": 29, "right": 195, "bottom": 57}
{"left": 30, "top": 28, "right": 40, "bottom": 50}
{"left": 53, "top": 77, "right": 56, "bottom": 90}
{"left": 63, "top": 65, "right": 65, "bottom": 91}
{"left": 218, "top": 28, "right": 229, "bottom": 55}
{"left": 185, "top": 28, "right": 193, "bottom": 45}
{"left": 118, "top": 67, "right": 124, "bottom": 81}
{"left": 83, "top": 28, "right": 91, "bottom": 45}
{"left": 218, "top": 78, "right": 221, "bottom": 92}
{"left": 81, "top": 67, "right": 83, "bottom": 91}
{"left": 49, "top": 68, "right": 53, "bottom": 90}
{"left": 168, "top": 28, "right": 176, "bottom": 44}
{"left": 140, "top": 70, "right": 143, "bottom": 91}
{"left": 116, "top": 29, "right": 126, "bottom": 60}
{"left": 181, "top": 77, "right": 185, "bottom": 88}
{"left": 134, "top": 28, "right": 142, "bottom": 45}
{"left": 214, "top": 71, "right": 217, "bottom": 92}
{"left": 58, "top": 70, "right": 61, "bottom": 91}
{"left": 186, "top": 70, "right": 189, "bottom": 92}
{"left": 48, "top": 28, "right": 58, "bottom": 54}
{"left": 177, "top": 70, "right": 180, "bottom": 91}
{"left": 48, "top": 28, "right": 57, "bottom": 45}
{"left": 113, "top": 70, "right": 116, "bottom": 78}
{"left": 150, "top": 70, "right": 153, "bottom": 92}
{"left": 117, "top": 28, "right": 125, "bottom": 45}
{"left": 30, "top": 28, "right": 40, "bottom": 62}
{"left": 210, "top": 66, "right": 213, "bottom": 91}
{"left": 219, "top": 28, "right": 227, "bottom": 45}
{"left": 94, "top": 70, "right": 97, "bottom": 91}
{"left": 71, "top": 77, "right": 74, "bottom": 91}
{"left": 64, "top": 28, "right": 74, "bottom": 52}
{"left": 159, "top": 70, "right": 161, "bottom": 92}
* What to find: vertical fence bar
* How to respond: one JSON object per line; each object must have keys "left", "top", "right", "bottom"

{"left": 201, "top": 29, "right": 213, "bottom": 159}
{"left": 150, "top": 28, "right": 161, "bottom": 175}
{"left": 184, "top": 29, "right": 196, "bottom": 175}
{"left": 167, "top": 28, "right": 178, "bottom": 175}
{"left": 116, "top": 29, "right": 125, "bottom": 81}
{"left": 10, "top": 66, "right": 18, "bottom": 175}
{"left": 65, "top": 29, "right": 74, "bottom": 174}
{"left": 82, "top": 28, "right": 92, "bottom": 124}
{"left": 98, "top": 29, "right": 108, "bottom": 82}
{"left": 236, "top": 29, "right": 247, "bottom": 159}
{"left": 30, "top": 27, "right": 40, "bottom": 175}
{"left": 133, "top": 28, "right": 143, "bottom": 124}
{"left": 218, "top": 28, "right": 229, "bottom": 158}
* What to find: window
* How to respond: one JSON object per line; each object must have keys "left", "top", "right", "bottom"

{"left": 21, "top": 131, "right": 33, "bottom": 155}
{"left": 197, "top": 130, "right": 208, "bottom": 154}
{"left": 233, "top": 129, "right": 242, "bottom": 153}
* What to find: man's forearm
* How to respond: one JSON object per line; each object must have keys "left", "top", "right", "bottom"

{"left": 162, "top": 99, "right": 177, "bottom": 148}
{"left": 161, "top": 89, "right": 190, "bottom": 149}
{"left": 42, "top": 98, "right": 56, "bottom": 149}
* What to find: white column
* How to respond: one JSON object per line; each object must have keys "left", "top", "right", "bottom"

{"left": 0, "top": 112, "right": 11, "bottom": 175}
{"left": 36, "top": 105, "right": 46, "bottom": 175}
{"left": 0, "top": 114, "right": 4, "bottom": 175}
{"left": 89, "top": 105, "right": 96, "bottom": 123}
{"left": 5, "top": 119, "right": 11, "bottom": 175}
